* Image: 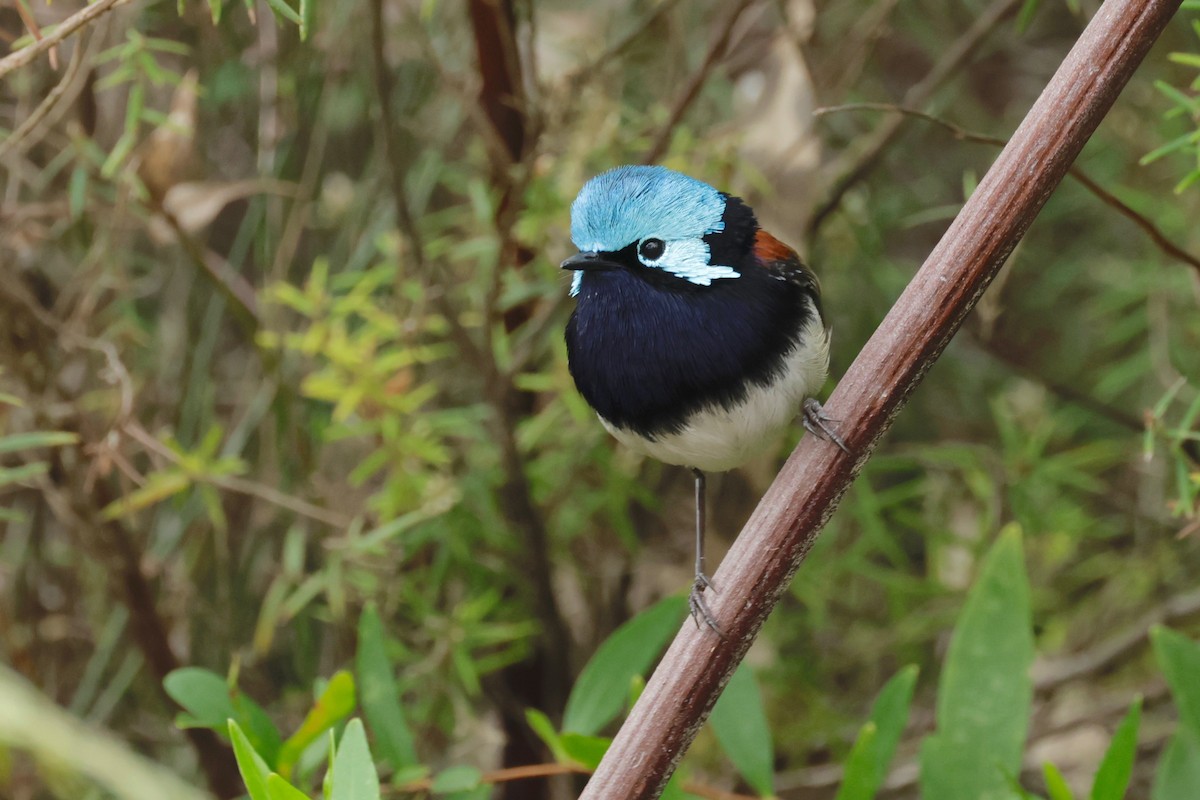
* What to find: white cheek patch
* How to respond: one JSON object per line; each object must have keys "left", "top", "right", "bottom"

{"left": 647, "top": 239, "right": 740, "bottom": 285}
{"left": 570, "top": 270, "right": 583, "bottom": 297}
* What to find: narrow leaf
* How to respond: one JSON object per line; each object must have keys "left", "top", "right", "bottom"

{"left": 0, "top": 431, "right": 78, "bottom": 454}
{"left": 99, "top": 471, "right": 190, "bottom": 520}
{"left": 1152, "top": 627, "right": 1200, "bottom": 735}
{"left": 1091, "top": 697, "right": 1141, "bottom": 800}
{"left": 563, "top": 595, "right": 687, "bottom": 735}
{"left": 836, "top": 665, "right": 919, "bottom": 800}
{"left": 919, "top": 526, "right": 1034, "bottom": 800}
{"left": 230, "top": 720, "right": 274, "bottom": 800}
{"left": 1044, "top": 762, "right": 1075, "bottom": 800}
{"left": 356, "top": 606, "right": 418, "bottom": 768}
{"left": 330, "top": 719, "right": 380, "bottom": 800}
{"left": 267, "top": 774, "right": 312, "bottom": 800}
{"left": 1152, "top": 727, "right": 1200, "bottom": 800}
{"left": 710, "top": 663, "right": 774, "bottom": 796}
{"left": 279, "top": 671, "right": 356, "bottom": 778}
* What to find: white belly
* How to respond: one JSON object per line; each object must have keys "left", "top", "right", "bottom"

{"left": 601, "top": 315, "right": 830, "bottom": 473}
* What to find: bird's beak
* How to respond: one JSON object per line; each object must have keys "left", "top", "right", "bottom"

{"left": 560, "top": 251, "right": 622, "bottom": 271}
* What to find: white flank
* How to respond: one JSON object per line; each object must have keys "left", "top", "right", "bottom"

{"left": 601, "top": 308, "right": 831, "bottom": 472}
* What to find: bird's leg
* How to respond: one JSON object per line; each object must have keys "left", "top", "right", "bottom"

{"left": 803, "top": 397, "right": 850, "bottom": 454}
{"left": 688, "top": 468, "right": 723, "bottom": 636}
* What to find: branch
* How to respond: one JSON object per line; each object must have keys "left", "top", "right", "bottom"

{"left": 580, "top": 1, "right": 1183, "bottom": 797}
{"left": 815, "top": 102, "right": 1200, "bottom": 276}
{"left": 642, "top": 0, "right": 758, "bottom": 165}
{"left": 0, "top": 0, "right": 129, "bottom": 81}
{"left": 806, "top": 0, "right": 1024, "bottom": 237}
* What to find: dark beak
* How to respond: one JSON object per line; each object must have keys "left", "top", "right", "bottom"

{"left": 560, "top": 251, "right": 621, "bottom": 271}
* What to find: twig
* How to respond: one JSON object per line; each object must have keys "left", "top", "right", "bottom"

{"left": 581, "top": 1, "right": 1183, "bottom": 797}
{"left": 1032, "top": 588, "right": 1200, "bottom": 691}
{"left": 565, "top": 0, "right": 688, "bottom": 88}
{"left": 806, "top": 0, "right": 1024, "bottom": 236}
{"left": 156, "top": 207, "right": 262, "bottom": 328}
{"left": 393, "top": 760, "right": 759, "bottom": 800}
{"left": 0, "top": 19, "right": 90, "bottom": 161}
{"left": 0, "top": 0, "right": 128, "bottom": 81}
{"left": 816, "top": 102, "right": 1200, "bottom": 276}
{"left": 119, "top": 422, "right": 352, "bottom": 529}
{"left": 642, "top": 0, "right": 759, "bottom": 165}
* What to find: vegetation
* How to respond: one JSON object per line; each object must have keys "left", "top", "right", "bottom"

{"left": 1, "top": 0, "right": 1199, "bottom": 798}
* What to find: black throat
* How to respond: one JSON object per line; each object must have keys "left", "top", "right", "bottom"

{"left": 564, "top": 198, "right": 814, "bottom": 438}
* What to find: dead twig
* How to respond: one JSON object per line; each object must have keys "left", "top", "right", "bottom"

{"left": 581, "top": 1, "right": 1183, "bottom": 797}
{"left": 816, "top": 102, "right": 1200, "bottom": 277}
{"left": 806, "top": 0, "right": 1025, "bottom": 237}
{"left": 0, "top": 0, "right": 128, "bottom": 81}
{"left": 0, "top": 26, "right": 90, "bottom": 161}
{"left": 642, "top": 0, "right": 759, "bottom": 165}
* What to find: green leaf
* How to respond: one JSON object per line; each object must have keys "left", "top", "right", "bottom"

{"left": 279, "top": 671, "right": 357, "bottom": 778}
{"left": 1090, "top": 697, "right": 1141, "bottom": 800}
{"left": 709, "top": 663, "right": 773, "bottom": 796}
{"left": 1043, "top": 762, "right": 1075, "bottom": 800}
{"left": 264, "top": 0, "right": 303, "bottom": 25}
{"left": 164, "top": 668, "right": 281, "bottom": 764}
{"left": 230, "top": 719, "right": 273, "bottom": 800}
{"left": 835, "top": 665, "right": 919, "bottom": 800}
{"left": 267, "top": 774, "right": 313, "bottom": 800}
{"left": 919, "top": 526, "right": 1034, "bottom": 800}
{"left": 525, "top": 708, "right": 568, "bottom": 763}
{"left": 99, "top": 470, "right": 191, "bottom": 520}
{"left": 563, "top": 595, "right": 687, "bottom": 735}
{"left": 165, "top": 668, "right": 237, "bottom": 729}
{"left": 0, "top": 431, "right": 78, "bottom": 454}
{"left": 1152, "top": 727, "right": 1200, "bottom": 800}
{"left": 355, "top": 606, "right": 418, "bottom": 769}
{"left": 299, "top": 0, "right": 314, "bottom": 40}
{"left": 1153, "top": 627, "right": 1200, "bottom": 736}
{"left": 560, "top": 733, "right": 611, "bottom": 771}
{"left": 0, "top": 462, "right": 49, "bottom": 488}
{"left": 430, "top": 765, "right": 483, "bottom": 793}
{"left": 837, "top": 723, "right": 878, "bottom": 800}
{"left": 330, "top": 719, "right": 380, "bottom": 800}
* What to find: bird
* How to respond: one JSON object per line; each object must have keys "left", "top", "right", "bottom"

{"left": 561, "top": 165, "right": 846, "bottom": 635}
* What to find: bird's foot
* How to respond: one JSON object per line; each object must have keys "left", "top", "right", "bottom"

{"left": 803, "top": 398, "right": 850, "bottom": 454}
{"left": 688, "top": 573, "right": 725, "bottom": 638}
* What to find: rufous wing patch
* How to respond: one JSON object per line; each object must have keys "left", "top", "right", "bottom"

{"left": 753, "top": 229, "right": 800, "bottom": 266}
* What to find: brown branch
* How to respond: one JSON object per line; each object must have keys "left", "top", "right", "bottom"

{"left": 0, "top": 0, "right": 128, "bottom": 81}
{"left": 642, "top": 0, "right": 759, "bottom": 165}
{"left": 815, "top": 102, "right": 1200, "bottom": 276}
{"left": 564, "top": 0, "right": 688, "bottom": 89}
{"left": 580, "top": 1, "right": 1183, "bottom": 797}
{"left": 393, "top": 760, "right": 758, "bottom": 800}
{"left": 1032, "top": 587, "right": 1200, "bottom": 691}
{"left": 468, "top": 0, "right": 528, "bottom": 166}
{"left": 806, "top": 0, "right": 1024, "bottom": 237}
{"left": 0, "top": 24, "right": 90, "bottom": 161}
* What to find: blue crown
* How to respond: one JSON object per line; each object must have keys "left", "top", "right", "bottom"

{"left": 570, "top": 166, "right": 727, "bottom": 253}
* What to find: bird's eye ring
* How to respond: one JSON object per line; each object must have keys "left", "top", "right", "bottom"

{"left": 638, "top": 238, "right": 666, "bottom": 261}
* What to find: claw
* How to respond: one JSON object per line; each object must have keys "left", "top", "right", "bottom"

{"left": 688, "top": 576, "right": 724, "bottom": 638}
{"left": 803, "top": 397, "right": 850, "bottom": 454}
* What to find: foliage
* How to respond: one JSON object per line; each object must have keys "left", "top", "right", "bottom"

{"left": 1, "top": 0, "right": 1199, "bottom": 798}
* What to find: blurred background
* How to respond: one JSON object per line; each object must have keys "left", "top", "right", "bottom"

{"left": 1, "top": 0, "right": 1199, "bottom": 798}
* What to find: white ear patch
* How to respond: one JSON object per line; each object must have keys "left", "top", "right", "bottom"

{"left": 647, "top": 239, "right": 740, "bottom": 286}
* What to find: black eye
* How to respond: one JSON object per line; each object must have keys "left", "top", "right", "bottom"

{"left": 638, "top": 238, "right": 666, "bottom": 261}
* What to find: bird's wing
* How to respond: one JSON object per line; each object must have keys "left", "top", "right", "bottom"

{"left": 753, "top": 229, "right": 824, "bottom": 316}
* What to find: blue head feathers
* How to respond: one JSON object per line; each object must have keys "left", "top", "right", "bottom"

{"left": 568, "top": 166, "right": 741, "bottom": 294}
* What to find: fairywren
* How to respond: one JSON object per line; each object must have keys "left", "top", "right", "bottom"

{"left": 561, "top": 165, "right": 845, "bottom": 634}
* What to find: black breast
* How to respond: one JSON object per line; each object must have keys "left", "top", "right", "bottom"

{"left": 564, "top": 263, "right": 812, "bottom": 438}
